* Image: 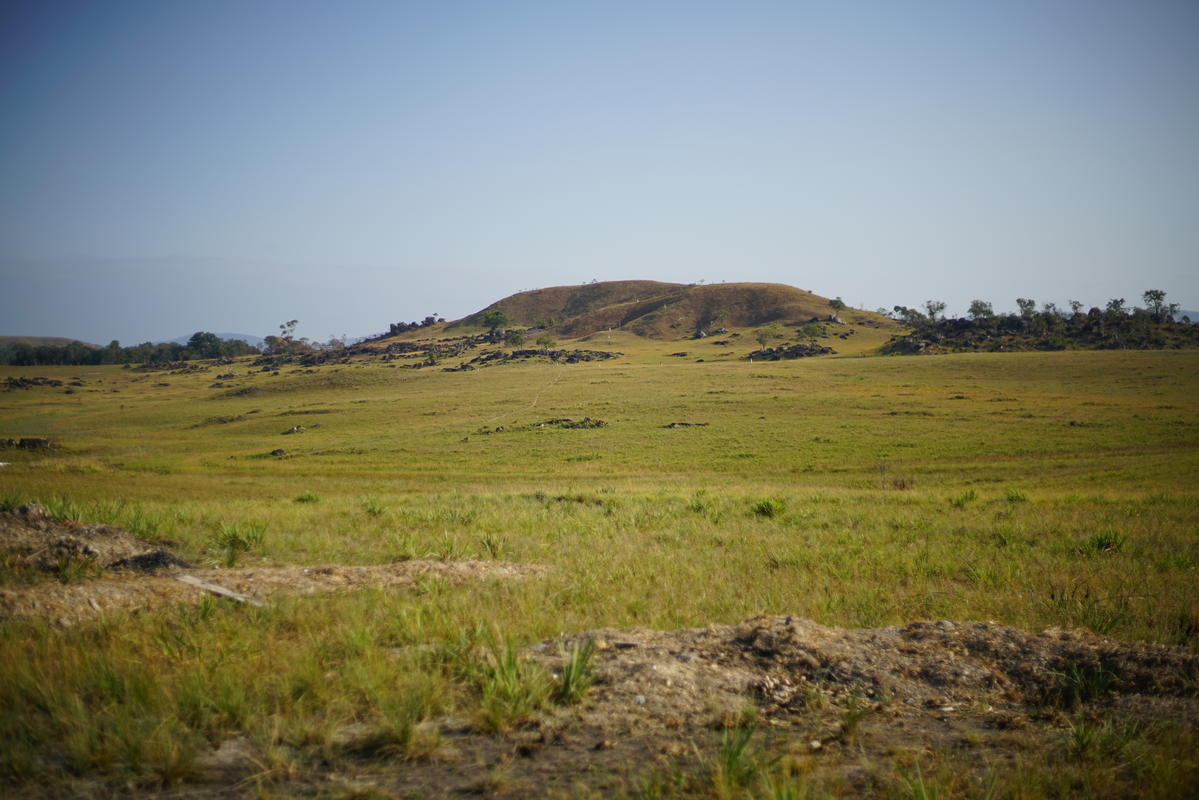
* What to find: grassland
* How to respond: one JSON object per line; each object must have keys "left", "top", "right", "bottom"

{"left": 1, "top": 332, "right": 1197, "bottom": 797}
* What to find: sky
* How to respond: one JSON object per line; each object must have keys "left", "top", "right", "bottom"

{"left": 2, "top": 0, "right": 1197, "bottom": 344}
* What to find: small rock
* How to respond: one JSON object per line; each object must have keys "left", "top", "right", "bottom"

{"left": 809, "top": 739, "right": 823, "bottom": 751}
{"left": 634, "top": 694, "right": 646, "bottom": 706}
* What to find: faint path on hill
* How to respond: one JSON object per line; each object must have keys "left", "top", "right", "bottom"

{"left": 478, "top": 363, "right": 564, "bottom": 426}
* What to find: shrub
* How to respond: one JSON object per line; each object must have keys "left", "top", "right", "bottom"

{"left": 752, "top": 497, "right": 786, "bottom": 518}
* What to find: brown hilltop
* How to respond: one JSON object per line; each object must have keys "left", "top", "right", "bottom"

{"left": 450, "top": 280, "right": 868, "bottom": 339}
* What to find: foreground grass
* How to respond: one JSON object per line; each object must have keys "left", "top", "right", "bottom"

{"left": 1, "top": 346, "right": 1197, "bottom": 794}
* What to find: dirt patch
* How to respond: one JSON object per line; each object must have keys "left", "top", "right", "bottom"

{"left": 190, "top": 617, "right": 1197, "bottom": 797}
{"left": 0, "top": 504, "right": 543, "bottom": 625}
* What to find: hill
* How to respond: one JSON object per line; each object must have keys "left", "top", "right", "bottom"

{"left": 449, "top": 280, "right": 878, "bottom": 339}
{"left": 0, "top": 336, "right": 100, "bottom": 349}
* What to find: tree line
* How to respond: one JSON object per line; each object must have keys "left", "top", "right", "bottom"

{"left": 884, "top": 289, "right": 1196, "bottom": 353}
{"left": 0, "top": 332, "right": 261, "bottom": 366}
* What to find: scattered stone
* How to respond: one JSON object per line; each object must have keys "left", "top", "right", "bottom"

{"left": 270, "top": 449, "right": 286, "bottom": 457}
{"left": 0, "top": 438, "right": 52, "bottom": 450}
{"left": 745, "top": 343, "right": 836, "bottom": 360}
{"left": 109, "top": 550, "right": 194, "bottom": 574}
{"left": 662, "top": 422, "right": 709, "bottom": 429}
{"left": 3, "top": 376, "right": 63, "bottom": 390}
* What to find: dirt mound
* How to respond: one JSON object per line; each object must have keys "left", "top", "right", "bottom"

{"left": 529, "top": 616, "right": 1198, "bottom": 729}
{"left": 0, "top": 504, "right": 543, "bottom": 625}
{"left": 0, "top": 502, "right": 184, "bottom": 572}
{"left": 214, "top": 617, "right": 1196, "bottom": 798}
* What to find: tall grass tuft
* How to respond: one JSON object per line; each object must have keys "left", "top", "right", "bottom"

{"left": 472, "top": 635, "right": 551, "bottom": 733}
{"left": 552, "top": 638, "right": 596, "bottom": 705}
{"left": 208, "top": 522, "right": 265, "bottom": 567}
{"left": 752, "top": 497, "right": 786, "bottom": 518}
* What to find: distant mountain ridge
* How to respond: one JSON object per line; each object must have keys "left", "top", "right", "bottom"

{"left": 449, "top": 280, "right": 877, "bottom": 339}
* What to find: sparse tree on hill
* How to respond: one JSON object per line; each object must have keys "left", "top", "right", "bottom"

{"left": 923, "top": 300, "right": 946, "bottom": 322}
{"left": 535, "top": 334, "right": 556, "bottom": 353}
{"left": 755, "top": 324, "right": 782, "bottom": 348}
{"left": 893, "top": 306, "right": 927, "bottom": 327}
{"left": 483, "top": 310, "right": 511, "bottom": 342}
{"left": 1106, "top": 298, "right": 1127, "bottom": 315}
{"left": 1016, "top": 298, "right": 1037, "bottom": 319}
{"left": 1142, "top": 289, "right": 1179, "bottom": 321}
{"left": 967, "top": 300, "right": 994, "bottom": 320}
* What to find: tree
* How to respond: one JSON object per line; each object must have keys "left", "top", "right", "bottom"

{"left": 967, "top": 300, "right": 994, "bottom": 320}
{"left": 923, "top": 300, "right": 946, "bottom": 322}
{"left": 187, "top": 331, "right": 222, "bottom": 359}
{"left": 101, "top": 340, "right": 124, "bottom": 364}
{"left": 482, "top": 310, "right": 511, "bottom": 341}
{"left": 1106, "top": 298, "right": 1127, "bottom": 315}
{"left": 505, "top": 330, "right": 526, "bottom": 347}
{"left": 1016, "top": 298, "right": 1037, "bottom": 319}
{"left": 1142, "top": 289, "right": 1179, "bottom": 321}
{"left": 829, "top": 297, "right": 846, "bottom": 312}
{"left": 1068, "top": 300, "right": 1084, "bottom": 317}
{"left": 535, "top": 334, "right": 556, "bottom": 352}
{"left": 893, "top": 306, "right": 927, "bottom": 327}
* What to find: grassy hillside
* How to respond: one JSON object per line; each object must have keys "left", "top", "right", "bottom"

{"left": 1, "top": 344, "right": 1196, "bottom": 796}
{"left": 446, "top": 280, "right": 895, "bottom": 340}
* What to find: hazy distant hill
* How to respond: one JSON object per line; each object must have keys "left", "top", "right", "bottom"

{"left": 448, "top": 280, "right": 878, "bottom": 339}
{"left": 167, "top": 333, "right": 265, "bottom": 348}
{"left": 0, "top": 335, "right": 101, "bottom": 348}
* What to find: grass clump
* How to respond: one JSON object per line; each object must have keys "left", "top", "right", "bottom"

{"left": 948, "top": 489, "right": 977, "bottom": 508}
{"left": 1047, "top": 662, "right": 1119, "bottom": 709}
{"left": 752, "top": 497, "right": 786, "bottom": 518}
{"left": 293, "top": 492, "right": 320, "bottom": 503}
{"left": 551, "top": 638, "right": 596, "bottom": 705}
{"left": 471, "top": 635, "right": 551, "bottom": 733}
{"left": 1078, "top": 528, "right": 1125, "bottom": 556}
{"left": 207, "top": 522, "right": 265, "bottom": 567}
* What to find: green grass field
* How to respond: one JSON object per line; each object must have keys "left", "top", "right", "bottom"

{"left": 1, "top": 340, "right": 1197, "bottom": 797}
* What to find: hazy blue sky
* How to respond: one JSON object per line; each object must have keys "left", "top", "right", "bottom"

{"left": 2, "top": 0, "right": 1197, "bottom": 344}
